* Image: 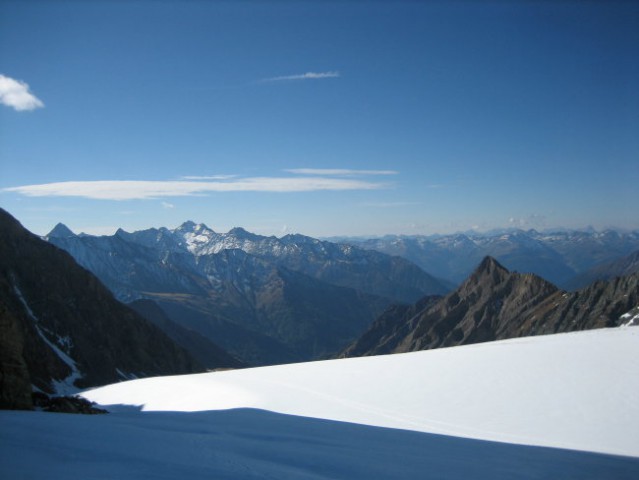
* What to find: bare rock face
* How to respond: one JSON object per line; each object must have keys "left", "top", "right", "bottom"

{"left": 0, "top": 208, "right": 201, "bottom": 405}
{"left": 32, "top": 392, "right": 107, "bottom": 414}
{"left": 341, "top": 256, "right": 639, "bottom": 357}
{"left": 0, "top": 302, "right": 32, "bottom": 410}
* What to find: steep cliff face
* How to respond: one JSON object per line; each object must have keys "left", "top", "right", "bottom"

{"left": 521, "top": 273, "right": 639, "bottom": 334}
{"left": 0, "top": 299, "right": 33, "bottom": 409}
{"left": 341, "top": 256, "right": 638, "bottom": 357}
{"left": 0, "top": 209, "right": 200, "bottom": 401}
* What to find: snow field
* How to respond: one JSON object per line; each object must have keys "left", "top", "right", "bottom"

{"left": 83, "top": 327, "right": 639, "bottom": 457}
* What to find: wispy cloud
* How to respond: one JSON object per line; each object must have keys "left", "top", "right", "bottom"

{"left": 180, "top": 175, "right": 237, "bottom": 180}
{"left": 161, "top": 201, "right": 175, "bottom": 209}
{"left": 260, "top": 71, "right": 340, "bottom": 82}
{"left": 508, "top": 214, "right": 548, "bottom": 228}
{"left": 4, "top": 176, "right": 386, "bottom": 201}
{"left": 359, "top": 201, "right": 420, "bottom": 208}
{"left": 286, "top": 168, "right": 398, "bottom": 176}
{"left": 0, "top": 74, "right": 44, "bottom": 111}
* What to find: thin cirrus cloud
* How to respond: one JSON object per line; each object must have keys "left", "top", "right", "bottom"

{"left": 260, "top": 71, "right": 340, "bottom": 82}
{"left": 359, "top": 201, "right": 421, "bottom": 208}
{"left": 285, "top": 168, "right": 398, "bottom": 176}
{"left": 180, "top": 175, "right": 238, "bottom": 180}
{"left": 0, "top": 74, "right": 44, "bottom": 111}
{"left": 3, "top": 176, "right": 387, "bottom": 201}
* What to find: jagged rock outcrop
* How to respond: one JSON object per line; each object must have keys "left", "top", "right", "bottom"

{"left": 341, "top": 256, "right": 639, "bottom": 357}
{"left": 0, "top": 208, "right": 201, "bottom": 403}
{"left": 521, "top": 273, "right": 639, "bottom": 333}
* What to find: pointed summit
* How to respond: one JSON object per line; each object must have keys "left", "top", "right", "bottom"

{"left": 47, "top": 223, "right": 76, "bottom": 239}
{"left": 176, "top": 221, "right": 214, "bottom": 234}
{"left": 177, "top": 220, "right": 197, "bottom": 232}
{"left": 476, "top": 256, "right": 509, "bottom": 275}
{"left": 467, "top": 256, "right": 510, "bottom": 280}
{"left": 228, "top": 227, "right": 261, "bottom": 241}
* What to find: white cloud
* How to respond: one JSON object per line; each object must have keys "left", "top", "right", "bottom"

{"left": 261, "top": 71, "right": 340, "bottom": 82}
{"left": 508, "top": 214, "right": 547, "bottom": 228}
{"left": 286, "top": 168, "right": 398, "bottom": 176}
{"left": 0, "top": 74, "right": 44, "bottom": 111}
{"left": 180, "top": 175, "right": 237, "bottom": 180}
{"left": 161, "top": 201, "right": 175, "bottom": 209}
{"left": 4, "top": 176, "right": 386, "bottom": 201}
{"left": 359, "top": 201, "right": 420, "bottom": 208}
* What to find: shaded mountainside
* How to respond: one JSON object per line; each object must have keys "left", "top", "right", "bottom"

{"left": 565, "top": 249, "right": 639, "bottom": 291}
{"left": 46, "top": 222, "right": 423, "bottom": 366}
{"left": 0, "top": 209, "right": 201, "bottom": 408}
{"left": 338, "top": 296, "right": 442, "bottom": 358}
{"left": 140, "top": 252, "right": 390, "bottom": 365}
{"left": 128, "top": 299, "right": 244, "bottom": 370}
{"left": 341, "top": 256, "right": 639, "bottom": 358}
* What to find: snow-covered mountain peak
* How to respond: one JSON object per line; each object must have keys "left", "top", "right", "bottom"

{"left": 176, "top": 220, "right": 197, "bottom": 231}
{"left": 174, "top": 220, "right": 214, "bottom": 235}
{"left": 173, "top": 222, "right": 218, "bottom": 254}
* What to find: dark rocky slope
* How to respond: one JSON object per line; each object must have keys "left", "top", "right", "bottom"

{"left": 341, "top": 256, "right": 638, "bottom": 357}
{"left": 128, "top": 299, "right": 244, "bottom": 370}
{"left": 0, "top": 208, "right": 201, "bottom": 407}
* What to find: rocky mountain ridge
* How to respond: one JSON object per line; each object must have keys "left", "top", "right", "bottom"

{"left": 47, "top": 221, "right": 440, "bottom": 365}
{"left": 340, "top": 256, "right": 639, "bottom": 358}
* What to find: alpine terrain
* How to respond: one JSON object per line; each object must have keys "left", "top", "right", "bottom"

{"left": 340, "top": 256, "right": 639, "bottom": 357}
{"left": 46, "top": 221, "right": 449, "bottom": 365}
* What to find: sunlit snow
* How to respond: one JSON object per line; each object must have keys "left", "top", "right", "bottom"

{"left": 2, "top": 328, "right": 638, "bottom": 479}
{"left": 83, "top": 328, "right": 639, "bottom": 458}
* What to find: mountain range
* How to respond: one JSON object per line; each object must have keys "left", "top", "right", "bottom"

{"left": 340, "top": 256, "right": 639, "bottom": 358}
{"left": 336, "top": 229, "right": 639, "bottom": 288}
{"left": 46, "top": 221, "right": 449, "bottom": 366}
{"left": 2, "top": 206, "right": 637, "bottom": 411}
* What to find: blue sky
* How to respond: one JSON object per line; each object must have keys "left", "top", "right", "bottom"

{"left": 1, "top": 1, "right": 637, "bottom": 237}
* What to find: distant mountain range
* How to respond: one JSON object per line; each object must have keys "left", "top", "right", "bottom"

{"left": 46, "top": 221, "right": 449, "bottom": 366}
{"left": 335, "top": 229, "right": 639, "bottom": 288}
{"left": 340, "top": 256, "right": 639, "bottom": 358}
{"left": 0, "top": 209, "right": 204, "bottom": 410}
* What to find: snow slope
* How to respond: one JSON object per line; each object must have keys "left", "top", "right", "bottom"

{"left": 83, "top": 328, "right": 639, "bottom": 458}
{"left": 2, "top": 408, "right": 638, "bottom": 480}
